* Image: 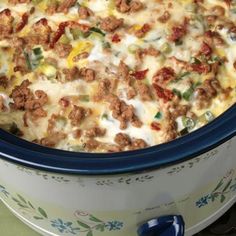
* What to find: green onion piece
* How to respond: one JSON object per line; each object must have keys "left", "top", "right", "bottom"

{"left": 0, "top": 122, "right": 22, "bottom": 136}
{"left": 70, "top": 145, "right": 84, "bottom": 152}
{"left": 90, "top": 27, "right": 106, "bottom": 37}
{"left": 101, "top": 113, "right": 108, "bottom": 120}
{"left": 154, "top": 112, "right": 162, "bottom": 120}
{"left": 103, "top": 42, "right": 111, "bottom": 49}
{"left": 33, "top": 47, "right": 42, "bottom": 55}
{"left": 179, "top": 127, "right": 189, "bottom": 136}
{"left": 59, "top": 35, "right": 70, "bottom": 44}
{"left": 175, "top": 40, "right": 183, "bottom": 46}
{"left": 71, "top": 28, "right": 83, "bottom": 40}
{"left": 190, "top": 57, "right": 201, "bottom": 64}
{"left": 183, "top": 87, "right": 194, "bottom": 101}
{"left": 24, "top": 51, "right": 32, "bottom": 70}
{"left": 174, "top": 71, "right": 190, "bottom": 83}
{"left": 160, "top": 42, "right": 172, "bottom": 54}
{"left": 78, "top": 95, "right": 90, "bottom": 102}
{"left": 204, "top": 111, "right": 215, "bottom": 122}
{"left": 172, "top": 88, "right": 182, "bottom": 98}
{"left": 182, "top": 117, "right": 196, "bottom": 130}
{"left": 128, "top": 44, "right": 140, "bottom": 54}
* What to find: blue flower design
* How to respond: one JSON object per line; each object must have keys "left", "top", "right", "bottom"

{"left": 0, "top": 185, "right": 9, "bottom": 197}
{"left": 105, "top": 221, "right": 123, "bottom": 231}
{"left": 196, "top": 195, "right": 211, "bottom": 208}
{"left": 230, "top": 183, "right": 236, "bottom": 192}
{"left": 51, "top": 219, "right": 80, "bottom": 234}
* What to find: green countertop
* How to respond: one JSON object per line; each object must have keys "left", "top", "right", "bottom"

{"left": 0, "top": 200, "right": 40, "bottom": 236}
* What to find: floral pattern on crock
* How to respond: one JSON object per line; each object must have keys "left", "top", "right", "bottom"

{"left": 0, "top": 185, "right": 9, "bottom": 197}
{"left": 0, "top": 185, "right": 124, "bottom": 236}
{"left": 196, "top": 169, "right": 236, "bottom": 208}
{"left": 168, "top": 149, "right": 218, "bottom": 175}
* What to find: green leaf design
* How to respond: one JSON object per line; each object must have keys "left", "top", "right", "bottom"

{"left": 89, "top": 215, "right": 103, "bottom": 223}
{"left": 222, "top": 179, "right": 232, "bottom": 192}
{"left": 86, "top": 231, "right": 93, "bottom": 236}
{"left": 33, "top": 216, "right": 44, "bottom": 220}
{"left": 17, "top": 194, "right": 27, "bottom": 204}
{"left": 77, "top": 220, "right": 90, "bottom": 229}
{"left": 18, "top": 203, "right": 28, "bottom": 208}
{"left": 230, "top": 184, "right": 236, "bottom": 190}
{"left": 38, "top": 207, "right": 48, "bottom": 218}
{"left": 95, "top": 224, "right": 105, "bottom": 232}
{"left": 220, "top": 195, "right": 226, "bottom": 203}
{"left": 212, "top": 179, "right": 224, "bottom": 192}
{"left": 28, "top": 201, "right": 35, "bottom": 209}
{"left": 12, "top": 197, "right": 20, "bottom": 203}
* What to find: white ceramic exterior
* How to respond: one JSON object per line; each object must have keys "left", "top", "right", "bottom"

{"left": 0, "top": 136, "right": 236, "bottom": 236}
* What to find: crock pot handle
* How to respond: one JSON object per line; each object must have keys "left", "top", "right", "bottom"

{"left": 137, "top": 215, "right": 185, "bottom": 236}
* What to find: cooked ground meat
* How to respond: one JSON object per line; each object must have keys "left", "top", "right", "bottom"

{"left": 107, "top": 94, "right": 142, "bottom": 129}
{"left": 40, "top": 132, "right": 67, "bottom": 148}
{"left": 63, "top": 67, "right": 80, "bottom": 81}
{"left": 118, "top": 61, "right": 130, "bottom": 80}
{"left": 136, "top": 82, "right": 153, "bottom": 101}
{"left": 129, "top": 138, "right": 147, "bottom": 150}
{"left": 115, "top": 0, "right": 143, "bottom": 13}
{"left": 27, "top": 18, "right": 52, "bottom": 49}
{"left": 114, "top": 133, "right": 131, "bottom": 147}
{"left": 94, "top": 79, "right": 117, "bottom": 101}
{"left": 195, "top": 78, "right": 221, "bottom": 109}
{"left": 0, "top": 9, "right": 14, "bottom": 39}
{"left": 54, "top": 42, "right": 72, "bottom": 58}
{"left": 85, "top": 127, "right": 106, "bottom": 138}
{"left": 100, "top": 16, "right": 124, "bottom": 32}
{"left": 0, "top": 76, "right": 9, "bottom": 88}
{"left": 10, "top": 80, "right": 48, "bottom": 120}
{"left": 78, "top": 6, "right": 94, "bottom": 19}
{"left": 85, "top": 139, "right": 100, "bottom": 150}
{"left": 68, "top": 105, "right": 91, "bottom": 126}
{"left": 80, "top": 68, "right": 96, "bottom": 82}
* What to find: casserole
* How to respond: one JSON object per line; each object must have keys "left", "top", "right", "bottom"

{"left": 0, "top": 0, "right": 236, "bottom": 235}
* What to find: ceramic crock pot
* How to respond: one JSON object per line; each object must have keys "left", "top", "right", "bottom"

{"left": 0, "top": 105, "right": 235, "bottom": 236}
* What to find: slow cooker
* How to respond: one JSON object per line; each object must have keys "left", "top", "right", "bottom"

{"left": 0, "top": 104, "right": 235, "bottom": 236}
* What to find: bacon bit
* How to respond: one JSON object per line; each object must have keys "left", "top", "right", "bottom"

{"left": 15, "top": 13, "right": 29, "bottom": 32}
{"left": 151, "top": 121, "right": 161, "bottom": 131}
{"left": 131, "top": 69, "right": 149, "bottom": 80}
{"left": 169, "top": 18, "right": 188, "bottom": 42}
{"left": 112, "top": 33, "right": 121, "bottom": 43}
{"left": 59, "top": 97, "right": 70, "bottom": 108}
{"left": 153, "top": 67, "right": 176, "bottom": 84}
{"left": 50, "top": 21, "right": 90, "bottom": 48}
{"left": 153, "top": 84, "right": 174, "bottom": 102}
{"left": 199, "top": 42, "right": 212, "bottom": 58}
{"left": 1, "top": 8, "right": 11, "bottom": 17}
{"left": 190, "top": 63, "right": 210, "bottom": 74}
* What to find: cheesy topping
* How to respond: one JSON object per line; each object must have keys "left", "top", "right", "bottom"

{"left": 0, "top": 0, "right": 235, "bottom": 153}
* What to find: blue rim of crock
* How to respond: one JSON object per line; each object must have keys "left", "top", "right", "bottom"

{"left": 0, "top": 104, "right": 235, "bottom": 175}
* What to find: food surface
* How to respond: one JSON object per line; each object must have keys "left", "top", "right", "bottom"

{"left": 0, "top": 0, "right": 235, "bottom": 153}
